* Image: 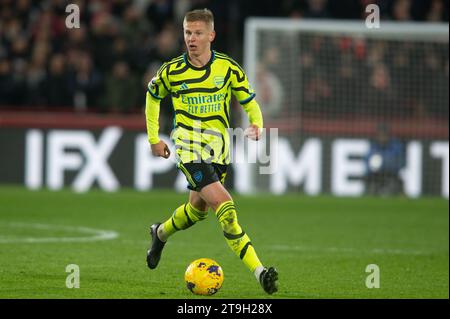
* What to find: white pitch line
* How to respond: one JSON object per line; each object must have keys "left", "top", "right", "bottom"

{"left": 0, "top": 222, "right": 119, "bottom": 243}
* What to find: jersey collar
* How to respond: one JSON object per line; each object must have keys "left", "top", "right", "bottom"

{"left": 184, "top": 50, "right": 215, "bottom": 70}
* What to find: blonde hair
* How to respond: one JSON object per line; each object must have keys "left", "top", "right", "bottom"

{"left": 184, "top": 8, "right": 214, "bottom": 30}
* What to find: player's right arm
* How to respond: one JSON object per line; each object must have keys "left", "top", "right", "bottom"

{"left": 145, "top": 64, "right": 171, "bottom": 158}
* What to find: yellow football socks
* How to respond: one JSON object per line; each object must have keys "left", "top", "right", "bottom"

{"left": 215, "top": 201, "right": 263, "bottom": 273}
{"left": 160, "top": 202, "right": 207, "bottom": 241}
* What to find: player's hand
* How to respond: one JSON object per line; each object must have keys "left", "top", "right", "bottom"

{"left": 244, "top": 124, "right": 263, "bottom": 141}
{"left": 151, "top": 140, "right": 171, "bottom": 158}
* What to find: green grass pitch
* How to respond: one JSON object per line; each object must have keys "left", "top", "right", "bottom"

{"left": 0, "top": 186, "right": 448, "bottom": 299}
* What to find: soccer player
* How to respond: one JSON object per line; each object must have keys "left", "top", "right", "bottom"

{"left": 145, "top": 8, "right": 278, "bottom": 295}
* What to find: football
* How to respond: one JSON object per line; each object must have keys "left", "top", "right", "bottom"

{"left": 184, "top": 258, "right": 224, "bottom": 296}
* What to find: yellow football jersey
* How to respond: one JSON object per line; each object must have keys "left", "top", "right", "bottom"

{"left": 147, "top": 50, "right": 261, "bottom": 165}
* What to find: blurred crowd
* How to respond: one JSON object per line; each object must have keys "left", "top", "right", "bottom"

{"left": 257, "top": 34, "right": 449, "bottom": 120}
{"left": 0, "top": 0, "right": 448, "bottom": 116}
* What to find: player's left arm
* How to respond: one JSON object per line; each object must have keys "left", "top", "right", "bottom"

{"left": 230, "top": 63, "right": 264, "bottom": 140}
{"left": 242, "top": 99, "right": 263, "bottom": 140}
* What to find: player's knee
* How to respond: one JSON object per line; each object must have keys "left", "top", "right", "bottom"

{"left": 204, "top": 191, "right": 233, "bottom": 212}
{"left": 208, "top": 199, "right": 223, "bottom": 211}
